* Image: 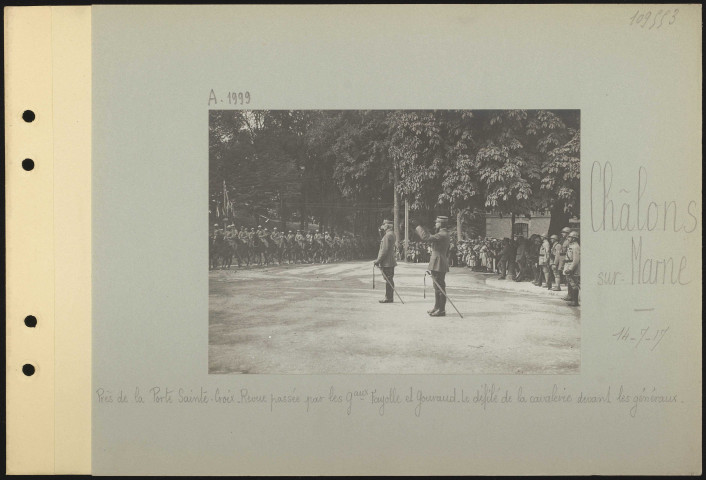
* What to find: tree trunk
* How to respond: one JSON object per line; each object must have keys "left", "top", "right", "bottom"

{"left": 404, "top": 198, "right": 409, "bottom": 262}
{"left": 510, "top": 212, "right": 516, "bottom": 238}
{"left": 393, "top": 167, "right": 401, "bottom": 255}
{"left": 456, "top": 209, "right": 463, "bottom": 241}
{"left": 548, "top": 201, "right": 571, "bottom": 236}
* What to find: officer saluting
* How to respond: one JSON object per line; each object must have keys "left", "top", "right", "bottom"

{"left": 374, "top": 220, "right": 397, "bottom": 303}
{"left": 416, "top": 216, "right": 451, "bottom": 317}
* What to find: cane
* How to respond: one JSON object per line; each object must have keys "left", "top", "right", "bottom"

{"left": 372, "top": 264, "right": 375, "bottom": 290}
{"left": 376, "top": 265, "right": 405, "bottom": 304}
{"left": 423, "top": 271, "right": 428, "bottom": 299}
{"left": 426, "top": 270, "right": 463, "bottom": 318}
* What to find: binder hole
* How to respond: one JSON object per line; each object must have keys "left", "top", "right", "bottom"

{"left": 22, "top": 364, "right": 35, "bottom": 376}
{"left": 22, "top": 110, "right": 36, "bottom": 122}
{"left": 24, "top": 315, "right": 37, "bottom": 328}
{"left": 22, "top": 159, "right": 35, "bottom": 171}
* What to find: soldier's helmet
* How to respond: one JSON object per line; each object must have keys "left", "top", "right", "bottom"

{"left": 550, "top": 234, "right": 559, "bottom": 241}
{"left": 568, "top": 231, "right": 580, "bottom": 239}
{"left": 288, "top": 230, "right": 292, "bottom": 233}
{"left": 213, "top": 224, "right": 218, "bottom": 227}
{"left": 561, "top": 227, "right": 572, "bottom": 234}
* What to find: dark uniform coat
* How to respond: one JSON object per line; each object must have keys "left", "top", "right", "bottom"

{"left": 376, "top": 230, "right": 397, "bottom": 268}
{"left": 416, "top": 226, "right": 450, "bottom": 273}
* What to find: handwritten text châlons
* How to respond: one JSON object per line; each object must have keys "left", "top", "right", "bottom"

{"left": 590, "top": 161, "right": 697, "bottom": 286}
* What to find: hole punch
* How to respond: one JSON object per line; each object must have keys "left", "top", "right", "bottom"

{"left": 22, "top": 110, "right": 36, "bottom": 122}
{"left": 22, "top": 364, "right": 35, "bottom": 376}
{"left": 22, "top": 159, "right": 35, "bottom": 171}
{"left": 24, "top": 315, "right": 37, "bottom": 328}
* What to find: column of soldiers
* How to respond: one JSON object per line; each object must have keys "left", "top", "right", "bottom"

{"left": 532, "top": 228, "right": 580, "bottom": 306}
{"left": 209, "top": 223, "right": 377, "bottom": 270}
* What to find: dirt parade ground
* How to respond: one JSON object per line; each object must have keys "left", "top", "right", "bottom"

{"left": 209, "top": 261, "right": 580, "bottom": 374}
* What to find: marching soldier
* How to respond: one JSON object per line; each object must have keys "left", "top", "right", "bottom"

{"left": 563, "top": 231, "right": 581, "bottom": 306}
{"left": 550, "top": 234, "right": 562, "bottom": 291}
{"left": 238, "top": 226, "right": 248, "bottom": 241}
{"left": 374, "top": 220, "right": 397, "bottom": 303}
{"left": 416, "top": 216, "right": 451, "bottom": 317}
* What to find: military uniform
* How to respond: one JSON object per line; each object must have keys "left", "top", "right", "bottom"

{"left": 550, "top": 235, "right": 562, "bottom": 291}
{"left": 538, "top": 234, "right": 553, "bottom": 289}
{"left": 563, "top": 231, "right": 581, "bottom": 306}
{"left": 558, "top": 227, "right": 571, "bottom": 287}
{"left": 416, "top": 216, "right": 451, "bottom": 316}
{"left": 375, "top": 220, "right": 397, "bottom": 303}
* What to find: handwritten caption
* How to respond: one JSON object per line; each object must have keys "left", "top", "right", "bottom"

{"left": 96, "top": 383, "right": 679, "bottom": 418}
{"left": 590, "top": 162, "right": 698, "bottom": 287}
{"left": 629, "top": 8, "right": 679, "bottom": 29}
{"left": 209, "top": 89, "right": 250, "bottom": 106}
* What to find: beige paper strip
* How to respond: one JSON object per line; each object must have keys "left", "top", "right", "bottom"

{"left": 5, "top": 6, "right": 92, "bottom": 474}
{"left": 52, "top": 6, "right": 92, "bottom": 474}
{"left": 5, "top": 6, "right": 56, "bottom": 474}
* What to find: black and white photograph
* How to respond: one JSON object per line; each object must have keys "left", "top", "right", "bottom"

{"left": 209, "top": 110, "right": 581, "bottom": 374}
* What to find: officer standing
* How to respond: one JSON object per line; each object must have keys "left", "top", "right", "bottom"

{"left": 563, "top": 231, "right": 581, "bottom": 306}
{"left": 374, "top": 220, "right": 397, "bottom": 303}
{"left": 416, "top": 216, "right": 451, "bottom": 317}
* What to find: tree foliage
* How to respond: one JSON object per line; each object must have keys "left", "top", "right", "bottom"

{"left": 209, "top": 109, "right": 580, "bottom": 235}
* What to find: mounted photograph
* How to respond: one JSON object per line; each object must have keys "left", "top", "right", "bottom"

{"left": 209, "top": 109, "right": 581, "bottom": 374}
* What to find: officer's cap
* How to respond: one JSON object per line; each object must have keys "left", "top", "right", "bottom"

{"left": 436, "top": 216, "right": 449, "bottom": 224}
{"left": 550, "top": 234, "right": 559, "bottom": 241}
{"left": 561, "top": 227, "right": 572, "bottom": 234}
{"left": 568, "top": 231, "right": 580, "bottom": 239}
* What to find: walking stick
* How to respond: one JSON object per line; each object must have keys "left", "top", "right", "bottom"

{"left": 425, "top": 270, "right": 463, "bottom": 318}
{"left": 372, "top": 264, "right": 375, "bottom": 290}
{"left": 376, "top": 265, "right": 405, "bottom": 304}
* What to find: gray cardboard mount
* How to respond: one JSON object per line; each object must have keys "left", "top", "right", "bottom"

{"left": 92, "top": 5, "right": 702, "bottom": 475}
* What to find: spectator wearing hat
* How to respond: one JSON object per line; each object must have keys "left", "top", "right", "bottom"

{"left": 498, "top": 238, "right": 516, "bottom": 280}
{"left": 538, "top": 233, "right": 553, "bottom": 289}
{"left": 514, "top": 235, "right": 528, "bottom": 281}
{"left": 563, "top": 231, "right": 581, "bottom": 306}
{"left": 529, "top": 235, "right": 542, "bottom": 285}
{"left": 374, "top": 220, "right": 397, "bottom": 303}
{"left": 416, "top": 216, "right": 451, "bottom": 317}
{"left": 550, "top": 234, "right": 562, "bottom": 291}
{"left": 558, "top": 226, "right": 572, "bottom": 286}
